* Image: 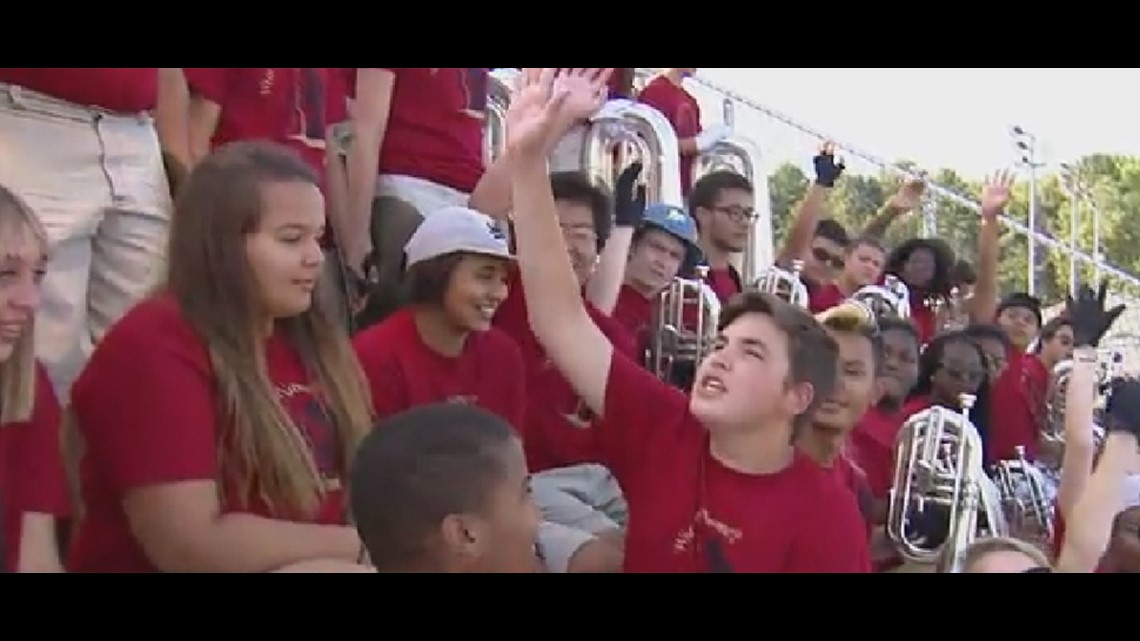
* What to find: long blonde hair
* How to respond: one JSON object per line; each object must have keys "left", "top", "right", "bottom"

{"left": 0, "top": 184, "right": 48, "bottom": 426}
{"left": 167, "top": 141, "right": 374, "bottom": 517}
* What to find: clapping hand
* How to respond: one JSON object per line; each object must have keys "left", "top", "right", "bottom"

{"left": 1066, "top": 282, "right": 1125, "bottom": 349}
{"left": 813, "top": 142, "right": 845, "bottom": 188}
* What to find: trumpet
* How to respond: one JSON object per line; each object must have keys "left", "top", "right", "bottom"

{"left": 990, "top": 446, "right": 1055, "bottom": 541}
{"left": 887, "top": 394, "right": 1008, "bottom": 573}
{"left": 850, "top": 274, "right": 911, "bottom": 320}
{"left": 646, "top": 266, "right": 722, "bottom": 389}
{"left": 750, "top": 259, "right": 809, "bottom": 308}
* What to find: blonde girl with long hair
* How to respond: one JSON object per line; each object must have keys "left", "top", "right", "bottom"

{"left": 0, "top": 185, "right": 70, "bottom": 573}
{"left": 67, "top": 141, "right": 374, "bottom": 573}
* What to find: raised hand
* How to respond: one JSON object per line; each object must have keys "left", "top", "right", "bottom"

{"left": 813, "top": 141, "right": 845, "bottom": 188}
{"left": 1066, "top": 282, "right": 1126, "bottom": 348}
{"left": 980, "top": 169, "right": 1015, "bottom": 218}
{"left": 552, "top": 68, "right": 611, "bottom": 125}
{"left": 613, "top": 162, "right": 647, "bottom": 228}
{"left": 888, "top": 174, "right": 927, "bottom": 211}
{"left": 506, "top": 68, "right": 610, "bottom": 159}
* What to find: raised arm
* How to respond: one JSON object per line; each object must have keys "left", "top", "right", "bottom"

{"left": 775, "top": 144, "right": 844, "bottom": 268}
{"left": 586, "top": 163, "right": 646, "bottom": 314}
{"left": 862, "top": 176, "right": 925, "bottom": 241}
{"left": 968, "top": 171, "right": 1013, "bottom": 324}
{"left": 507, "top": 69, "right": 615, "bottom": 416}
{"left": 1061, "top": 286, "right": 1127, "bottom": 514}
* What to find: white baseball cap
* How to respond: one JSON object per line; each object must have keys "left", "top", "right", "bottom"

{"left": 404, "top": 206, "right": 513, "bottom": 268}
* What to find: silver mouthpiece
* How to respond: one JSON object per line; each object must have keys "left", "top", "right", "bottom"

{"left": 694, "top": 265, "right": 710, "bottom": 280}
{"left": 791, "top": 259, "right": 805, "bottom": 276}
{"left": 959, "top": 393, "right": 976, "bottom": 413}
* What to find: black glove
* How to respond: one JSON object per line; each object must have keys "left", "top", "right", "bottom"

{"left": 614, "top": 162, "right": 647, "bottom": 228}
{"left": 813, "top": 147, "right": 846, "bottom": 188}
{"left": 1105, "top": 377, "right": 1140, "bottom": 439}
{"left": 1066, "top": 282, "right": 1125, "bottom": 348}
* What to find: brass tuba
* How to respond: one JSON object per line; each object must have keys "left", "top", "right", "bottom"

{"left": 990, "top": 446, "right": 1055, "bottom": 542}
{"left": 887, "top": 394, "right": 1008, "bottom": 573}
{"left": 484, "top": 68, "right": 519, "bottom": 166}
{"left": 692, "top": 98, "right": 774, "bottom": 283}
{"left": 583, "top": 99, "right": 684, "bottom": 207}
{"left": 851, "top": 274, "right": 911, "bottom": 320}
{"left": 750, "top": 260, "right": 809, "bottom": 309}
{"left": 646, "top": 266, "right": 722, "bottom": 389}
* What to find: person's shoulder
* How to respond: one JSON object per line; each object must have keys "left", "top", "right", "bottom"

{"left": 353, "top": 309, "right": 411, "bottom": 352}
{"left": 102, "top": 294, "right": 197, "bottom": 348}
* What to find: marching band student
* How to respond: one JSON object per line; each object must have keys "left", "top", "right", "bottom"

{"left": 353, "top": 206, "right": 524, "bottom": 428}
{"left": 795, "top": 303, "right": 877, "bottom": 532}
{"left": 1048, "top": 286, "right": 1127, "bottom": 571}
{"left": 967, "top": 320, "right": 1047, "bottom": 465}
{"left": 67, "top": 142, "right": 373, "bottom": 573}
{"left": 0, "top": 185, "right": 69, "bottom": 573}
{"left": 848, "top": 318, "right": 921, "bottom": 505}
{"left": 493, "top": 171, "right": 636, "bottom": 472}
{"left": 636, "top": 68, "right": 728, "bottom": 197}
{"left": 353, "top": 206, "right": 620, "bottom": 574}
{"left": 689, "top": 171, "right": 756, "bottom": 303}
{"left": 809, "top": 237, "right": 890, "bottom": 312}
{"left": 182, "top": 68, "right": 356, "bottom": 321}
{"left": 604, "top": 203, "right": 702, "bottom": 346}
{"left": 906, "top": 331, "right": 995, "bottom": 454}
{"left": 0, "top": 68, "right": 178, "bottom": 400}
{"left": 1034, "top": 316, "right": 1075, "bottom": 374}
{"left": 351, "top": 404, "right": 542, "bottom": 573}
{"left": 508, "top": 68, "right": 869, "bottom": 573}
{"left": 882, "top": 236, "right": 955, "bottom": 345}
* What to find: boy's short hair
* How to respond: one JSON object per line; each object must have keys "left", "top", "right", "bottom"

{"left": 718, "top": 291, "right": 839, "bottom": 427}
{"left": 350, "top": 404, "right": 517, "bottom": 571}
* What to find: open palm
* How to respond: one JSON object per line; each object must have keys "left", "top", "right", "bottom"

{"left": 506, "top": 68, "right": 610, "bottom": 158}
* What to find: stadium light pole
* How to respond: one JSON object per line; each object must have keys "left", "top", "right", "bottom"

{"left": 1011, "top": 126, "right": 1043, "bottom": 296}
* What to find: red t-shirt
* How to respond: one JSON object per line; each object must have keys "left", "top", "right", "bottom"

{"left": 493, "top": 268, "right": 637, "bottom": 472}
{"left": 704, "top": 267, "right": 741, "bottom": 305}
{"left": 0, "top": 363, "right": 70, "bottom": 572}
{"left": 68, "top": 296, "right": 349, "bottom": 573}
{"left": 352, "top": 68, "right": 487, "bottom": 194}
{"left": 611, "top": 284, "right": 654, "bottom": 351}
{"left": 0, "top": 68, "right": 157, "bottom": 113}
{"left": 849, "top": 406, "right": 903, "bottom": 501}
{"left": 184, "top": 68, "right": 347, "bottom": 180}
{"left": 987, "top": 350, "right": 1047, "bottom": 466}
{"left": 907, "top": 291, "right": 937, "bottom": 346}
{"left": 353, "top": 308, "right": 526, "bottom": 432}
{"left": 808, "top": 282, "right": 846, "bottom": 314}
{"left": 597, "top": 354, "right": 870, "bottom": 573}
{"left": 825, "top": 452, "right": 874, "bottom": 536}
{"left": 637, "top": 76, "right": 702, "bottom": 196}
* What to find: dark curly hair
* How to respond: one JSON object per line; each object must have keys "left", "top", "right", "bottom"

{"left": 908, "top": 330, "right": 994, "bottom": 456}
{"left": 886, "top": 237, "right": 956, "bottom": 299}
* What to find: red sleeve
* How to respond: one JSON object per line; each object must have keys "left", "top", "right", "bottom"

{"left": 589, "top": 305, "right": 638, "bottom": 359}
{"left": 352, "top": 328, "right": 411, "bottom": 420}
{"left": 596, "top": 350, "right": 690, "bottom": 482}
{"left": 787, "top": 484, "right": 873, "bottom": 573}
{"left": 73, "top": 300, "right": 219, "bottom": 493}
{"left": 183, "top": 68, "right": 238, "bottom": 105}
{"left": 9, "top": 364, "right": 69, "bottom": 517}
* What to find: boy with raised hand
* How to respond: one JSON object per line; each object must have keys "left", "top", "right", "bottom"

{"left": 505, "top": 68, "right": 869, "bottom": 573}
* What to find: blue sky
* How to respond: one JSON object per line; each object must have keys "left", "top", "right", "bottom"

{"left": 691, "top": 68, "right": 1140, "bottom": 181}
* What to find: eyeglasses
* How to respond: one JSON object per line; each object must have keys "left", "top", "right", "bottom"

{"left": 812, "top": 246, "right": 845, "bottom": 270}
{"left": 711, "top": 205, "right": 758, "bottom": 225}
